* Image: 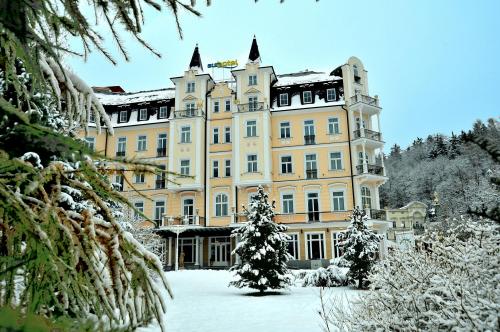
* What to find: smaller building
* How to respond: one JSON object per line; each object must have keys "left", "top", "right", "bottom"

{"left": 386, "top": 201, "right": 427, "bottom": 242}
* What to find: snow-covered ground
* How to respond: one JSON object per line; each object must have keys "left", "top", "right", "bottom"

{"left": 139, "top": 270, "right": 359, "bottom": 332}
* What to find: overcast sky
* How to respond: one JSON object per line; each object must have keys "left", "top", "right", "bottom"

{"left": 67, "top": 0, "right": 500, "bottom": 149}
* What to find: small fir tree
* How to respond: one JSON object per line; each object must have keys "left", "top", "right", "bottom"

{"left": 229, "top": 186, "right": 292, "bottom": 293}
{"left": 341, "top": 208, "right": 381, "bottom": 289}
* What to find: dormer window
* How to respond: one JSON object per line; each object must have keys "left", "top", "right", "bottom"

{"left": 119, "top": 111, "right": 128, "bottom": 123}
{"left": 353, "top": 65, "right": 361, "bottom": 83}
{"left": 139, "top": 108, "right": 148, "bottom": 121}
{"left": 158, "top": 106, "right": 168, "bottom": 119}
{"left": 326, "top": 88, "right": 336, "bottom": 102}
{"left": 279, "top": 93, "right": 289, "bottom": 106}
{"left": 249, "top": 74, "right": 257, "bottom": 86}
{"left": 187, "top": 81, "right": 195, "bottom": 93}
{"left": 303, "top": 91, "right": 312, "bottom": 104}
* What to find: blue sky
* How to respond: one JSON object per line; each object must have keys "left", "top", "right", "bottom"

{"left": 67, "top": 0, "right": 500, "bottom": 149}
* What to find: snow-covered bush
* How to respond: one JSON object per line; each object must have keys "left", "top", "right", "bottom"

{"left": 302, "top": 265, "right": 348, "bottom": 288}
{"left": 229, "top": 185, "right": 292, "bottom": 293}
{"left": 322, "top": 219, "right": 500, "bottom": 331}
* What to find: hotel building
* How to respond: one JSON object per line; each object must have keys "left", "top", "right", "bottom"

{"left": 84, "top": 38, "right": 390, "bottom": 269}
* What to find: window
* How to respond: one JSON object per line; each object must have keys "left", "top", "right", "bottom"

{"left": 327, "top": 88, "right": 337, "bottom": 102}
{"left": 212, "top": 160, "right": 219, "bottom": 178}
{"left": 114, "top": 173, "right": 124, "bottom": 191}
{"left": 358, "top": 151, "right": 369, "bottom": 165}
{"left": 361, "top": 186, "right": 372, "bottom": 209}
{"left": 246, "top": 120, "right": 257, "bottom": 137}
{"left": 182, "top": 198, "right": 194, "bottom": 224}
{"left": 225, "top": 99, "right": 231, "bottom": 112}
{"left": 180, "top": 160, "right": 190, "bottom": 176}
{"left": 154, "top": 201, "right": 165, "bottom": 222}
{"left": 248, "top": 96, "right": 258, "bottom": 112}
{"left": 249, "top": 74, "right": 257, "bottom": 86}
{"left": 247, "top": 154, "right": 258, "bottom": 173}
{"left": 280, "top": 122, "right": 291, "bottom": 139}
{"left": 328, "top": 118, "right": 340, "bottom": 135}
{"left": 186, "top": 81, "right": 195, "bottom": 93}
{"left": 157, "top": 133, "right": 167, "bottom": 157}
{"left": 282, "top": 193, "right": 294, "bottom": 214}
{"left": 119, "top": 111, "right": 128, "bottom": 123}
{"left": 280, "top": 156, "right": 293, "bottom": 174}
{"left": 332, "top": 233, "right": 344, "bottom": 258}
{"left": 85, "top": 137, "right": 95, "bottom": 151}
{"left": 185, "top": 103, "right": 196, "bottom": 116}
{"left": 137, "top": 135, "right": 147, "bottom": 151}
{"left": 279, "top": 93, "right": 289, "bottom": 106}
{"left": 159, "top": 106, "right": 168, "bottom": 119}
{"left": 181, "top": 126, "right": 191, "bottom": 143}
{"left": 117, "top": 137, "right": 126, "bottom": 157}
{"left": 287, "top": 234, "right": 299, "bottom": 259}
{"left": 224, "top": 127, "right": 231, "bottom": 143}
{"left": 307, "top": 192, "right": 320, "bottom": 222}
{"left": 215, "top": 193, "right": 229, "bottom": 217}
{"left": 304, "top": 120, "right": 315, "bottom": 144}
{"left": 306, "top": 233, "right": 325, "bottom": 259}
{"left": 225, "top": 159, "right": 231, "bottom": 177}
{"left": 155, "top": 165, "right": 166, "bottom": 189}
{"left": 213, "top": 127, "right": 219, "bottom": 144}
{"left": 303, "top": 91, "right": 312, "bottom": 104}
{"left": 213, "top": 101, "right": 220, "bottom": 113}
{"left": 89, "top": 111, "right": 95, "bottom": 123}
{"left": 353, "top": 65, "right": 361, "bottom": 83}
{"left": 331, "top": 191, "right": 345, "bottom": 211}
{"left": 329, "top": 152, "right": 343, "bottom": 170}
{"left": 133, "top": 201, "right": 144, "bottom": 220}
{"left": 305, "top": 154, "right": 317, "bottom": 179}
{"left": 139, "top": 108, "right": 148, "bottom": 121}
{"left": 134, "top": 172, "right": 145, "bottom": 184}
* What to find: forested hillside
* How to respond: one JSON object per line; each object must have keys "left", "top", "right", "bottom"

{"left": 380, "top": 118, "right": 499, "bottom": 218}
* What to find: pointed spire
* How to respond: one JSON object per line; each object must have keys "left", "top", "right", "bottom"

{"left": 189, "top": 43, "right": 203, "bottom": 71}
{"left": 248, "top": 35, "right": 261, "bottom": 64}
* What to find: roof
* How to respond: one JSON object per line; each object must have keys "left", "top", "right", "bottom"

{"left": 95, "top": 88, "right": 175, "bottom": 106}
{"left": 93, "top": 86, "right": 125, "bottom": 93}
{"left": 248, "top": 36, "right": 261, "bottom": 63}
{"left": 189, "top": 45, "right": 203, "bottom": 71}
{"left": 274, "top": 70, "right": 342, "bottom": 87}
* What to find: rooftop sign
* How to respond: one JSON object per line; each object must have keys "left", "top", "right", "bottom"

{"left": 207, "top": 60, "right": 238, "bottom": 69}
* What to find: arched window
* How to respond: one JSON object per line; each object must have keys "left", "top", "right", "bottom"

{"left": 182, "top": 197, "right": 194, "bottom": 224}
{"left": 353, "top": 65, "right": 361, "bottom": 83}
{"left": 361, "top": 186, "right": 372, "bottom": 209}
{"left": 215, "top": 193, "right": 229, "bottom": 217}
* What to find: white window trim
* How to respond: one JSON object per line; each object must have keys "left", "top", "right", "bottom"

{"left": 303, "top": 119, "right": 315, "bottom": 137}
{"left": 117, "top": 137, "right": 127, "bottom": 153}
{"left": 85, "top": 137, "right": 95, "bottom": 151}
{"left": 303, "top": 91, "right": 313, "bottom": 104}
{"left": 329, "top": 187, "right": 347, "bottom": 212}
{"left": 224, "top": 126, "right": 231, "bottom": 143}
{"left": 279, "top": 154, "right": 293, "bottom": 174}
{"left": 212, "top": 159, "right": 219, "bottom": 178}
{"left": 154, "top": 199, "right": 166, "bottom": 222}
{"left": 287, "top": 232, "right": 300, "bottom": 260}
{"left": 139, "top": 108, "right": 148, "bottom": 121}
{"left": 304, "top": 189, "right": 322, "bottom": 221}
{"left": 245, "top": 119, "right": 258, "bottom": 137}
{"left": 212, "top": 127, "right": 220, "bottom": 144}
{"left": 213, "top": 100, "right": 220, "bottom": 113}
{"left": 224, "top": 99, "right": 231, "bottom": 112}
{"left": 186, "top": 81, "right": 195, "bottom": 93}
{"left": 327, "top": 117, "right": 340, "bottom": 135}
{"left": 180, "top": 125, "right": 191, "bottom": 143}
{"left": 224, "top": 159, "right": 231, "bottom": 177}
{"left": 137, "top": 135, "right": 147, "bottom": 151}
{"left": 180, "top": 159, "right": 191, "bottom": 176}
{"left": 279, "top": 121, "right": 291, "bottom": 139}
{"left": 331, "top": 232, "right": 343, "bottom": 259}
{"left": 119, "top": 110, "right": 128, "bottom": 123}
{"left": 329, "top": 150, "right": 344, "bottom": 171}
{"left": 279, "top": 93, "right": 289, "bottom": 106}
{"left": 159, "top": 106, "right": 168, "bottom": 119}
{"left": 326, "top": 88, "right": 336, "bottom": 102}
{"left": 182, "top": 196, "right": 195, "bottom": 215}
{"left": 246, "top": 153, "right": 258, "bottom": 173}
{"left": 249, "top": 74, "right": 257, "bottom": 86}
{"left": 213, "top": 191, "right": 230, "bottom": 217}
{"left": 304, "top": 152, "right": 318, "bottom": 178}
{"left": 280, "top": 191, "right": 295, "bottom": 214}
{"left": 305, "top": 231, "right": 326, "bottom": 260}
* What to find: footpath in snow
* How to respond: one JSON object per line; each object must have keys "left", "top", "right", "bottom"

{"left": 139, "top": 270, "right": 359, "bottom": 332}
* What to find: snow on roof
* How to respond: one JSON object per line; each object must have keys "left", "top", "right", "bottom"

{"left": 95, "top": 88, "right": 175, "bottom": 106}
{"left": 274, "top": 70, "right": 342, "bottom": 87}
{"left": 271, "top": 94, "right": 345, "bottom": 111}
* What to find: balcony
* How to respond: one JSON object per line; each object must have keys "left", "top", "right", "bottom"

{"left": 155, "top": 179, "right": 166, "bottom": 189}
{"left": 161, "top": 215, "right": 205, "bottom": 227}
{"left": 237, "top": 102, "right": 266, "bottom": 113}
{"left": 233, "top": 211, "right": 352, "bottom": 224}
{"left": 156, "top": 147, "right": 167, "bottom": 157}
{"left": 306, "top": 169, "right": 318, "bottom": 179}
{"left": 353, "top": 129, "right": 382, "bottom": 141}
{"left": 304, "top": 135, "right": 316, "bottom": 145}
{"left": 356, "top": 164, "right": 384, "bottom": 176}
{"left": 349, "top": 94, "right": 381, "bottom": 115}
{"left": 116, "top": 151, "right": 125, "bottom": 157}
{"left": 350, "top": 94, "right": 379, "bottom": 107}
{"left": 174, "top": 109, "right": 205, "bottom": 118}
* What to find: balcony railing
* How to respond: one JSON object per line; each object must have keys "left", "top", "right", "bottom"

{"left": 233, "top": 211, "right": 352, "bottom": 224}
{"left": 116, "top": 151, "right": 125, "bottom": 157}
{"left": 155, "top": 179, "right": 166, "bottom": 189}
{"left": 350, "top": 94, "right": 379, "bottom": 107}
{"left": 304, "top": 135, "right": 316, "bottom": 145}
{"left": 157, "top": 147, "right": 167, "bottom": 157}
{"left": 353, "top": 129, "right": 382, "bottom": 141}
{"left": 161, "top": 215, "right": 205, "bottom": 227}
{"left": 237, "top": 102, "right": 266, "bottom": 113}
{"left": 356, "top": 164, "right": 384, "bottom": 176}
{"left": 174, "top": 109, "right": 205, "bottom": 118}
{"left": 306, "top": 169, "right": 318, "bottom": 179}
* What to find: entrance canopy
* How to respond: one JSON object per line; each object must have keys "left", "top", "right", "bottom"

{"left": 155, "top": 226, "right": 235, "bottom": 237}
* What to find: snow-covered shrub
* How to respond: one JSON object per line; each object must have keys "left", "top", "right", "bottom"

{"left": 302, "top": 265, "right": 348, "bottom": 287}
{"left": 322, "top": 219, "right": 500, "bottom": 331}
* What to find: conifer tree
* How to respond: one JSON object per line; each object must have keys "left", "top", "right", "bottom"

{"left": 229, "top": 186, "right": 292, "bottom": 294}
{"left": 341, "top": 208, "right": 381, "bottom": 289}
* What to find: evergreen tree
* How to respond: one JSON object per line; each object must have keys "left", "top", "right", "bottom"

{"left": 341, "top": 208, "right": 381, "bottom": 289}
{"left": 389, "top": 143, "right": 402, "bottom": 159}
{"left": 229, "top": 186, "right": 292, "bottom": 293}
{"left": 428, "top": 134, "right": 448, "bottom": 159}
{"left": 448, "top": 132, "right": 461, "bottom": 159}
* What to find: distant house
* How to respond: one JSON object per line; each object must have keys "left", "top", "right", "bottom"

{"left": 386, "top": 201, "right": 427, "bottom": 243}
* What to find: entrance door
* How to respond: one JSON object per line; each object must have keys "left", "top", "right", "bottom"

{"left": 210, "top": 237, "right": 231, "bottom": 267}
{"left": 307, "top": 193, "right": 320, "bottom": 222}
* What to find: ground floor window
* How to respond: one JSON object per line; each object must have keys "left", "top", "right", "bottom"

{"left": 306, "top": 233, "right": 325, "bottom": 260}
{"left": 287, "top": 233, "right": 299, "bottom": 259}
{"left": 209, "top": 237, "right": 231, "bottom": 266}
{"left": 332, "top": 232, "right": 344, "bottom": 258}
{"left": 180, "top": 238, "right": 195, "bottom": 263}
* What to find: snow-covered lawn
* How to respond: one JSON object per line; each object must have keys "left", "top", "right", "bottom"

{"left": 140, "top": 270, "right": 359, "bottom": 332}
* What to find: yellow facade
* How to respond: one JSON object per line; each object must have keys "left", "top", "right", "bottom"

{"left": 81, "top": 43, "right": 390, "bottom": 269}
